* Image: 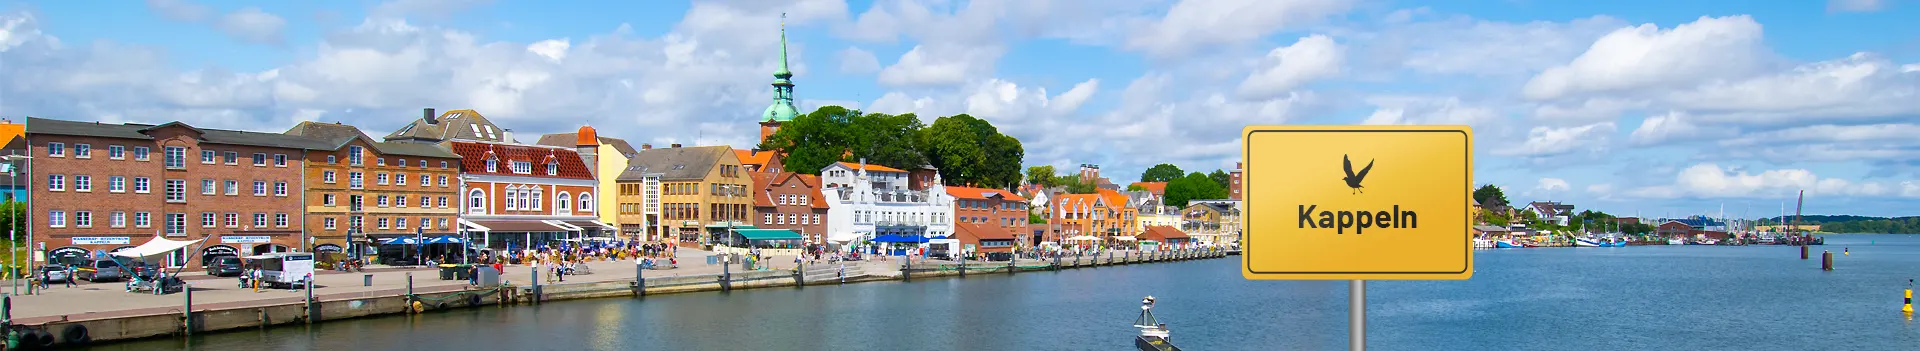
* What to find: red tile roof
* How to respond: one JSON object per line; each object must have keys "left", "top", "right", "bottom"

{"left": 946, "top": 185, "right": 1028, "bottom": 202}
{"left": 1129, "top": 181, "right": 1167, "bottom": 194}
{"left": 734, "top": 149, "right": 778, "bottom": 169}
{"left": 1142, "top": 225, "right": 1190, "bottom": 241}
{"left": 1097, "top": 189, "right": 1131, "bottom": 210}
{"left": 448, "top": 141, "right": 594, "bottom": 180}
{"left": 835, "top": 161, "right": 905, "bottom": 173}
{"left": 955, "top": 222, "right": 1016, "bottom": 241}
{"left": 751, "top": 172, "right": 829, "bottom": 208}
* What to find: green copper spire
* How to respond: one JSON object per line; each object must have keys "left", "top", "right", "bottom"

{"left": 761, "top": 13, "right": 800, "bottom": 123}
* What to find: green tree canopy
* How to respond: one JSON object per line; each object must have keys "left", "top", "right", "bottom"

{"left": 1208, "top": 169, "right": 1231, "bottom": 190}
{"left": 917, "top": 114, "right": 1024, "bottom": 188}
{"left": 1140, "top": 164, "right": 1184, "bottom": 183}
{"left": 1165, "top": 172, "right": 1227, "bottom": 208}
{"left": 1473, "top": 184, "right": 1508, "bottom": 206}
{"left": 1026, "top": 165, "right": 1057, "bottom": 187}
{"left": 1057, "top": 174, "right": 1098, "bottom": 194}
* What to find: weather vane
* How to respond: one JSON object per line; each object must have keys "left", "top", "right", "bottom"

{"left": 782, "top": 12, "right": 787, "bottom": 29}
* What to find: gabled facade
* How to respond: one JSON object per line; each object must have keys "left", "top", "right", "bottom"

{"left": 1050, "top": 190, "right": 1133, "bottom": 245}
{"left": 734, "top": 149, "right": 785, "bottom": 174}
{"left": 946, "top": 185, "right": 1032, "bottom": 247}
{"left": 285, "top": 121, "right": 461, "bottom": 257}
{"left": 620, "top": 145, "right": 753, "bottom": 246}
{"left": 750, "top": 172, "right": 829, "bottom": 243}
{"left": 384, "top": 108, "right": 517, "bottom": 145}
{"left": 28, "top": 117, "right": 329, "bottom": 268}
{"left": 821, "top": 160, "right": 954, "bottom": 244}
{"left": 448, "top": 140, "right": 611, "bottom": 250}
{"left": 536, "top": 126, "right": 640, "bottom": 235}
{"left": 1183, "top": 202, "right": 1241, "bottom": 245}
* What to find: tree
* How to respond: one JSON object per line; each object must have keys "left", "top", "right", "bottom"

{"left": 1473, "top": 184, "right": 1508, "bottom": 207}
{"left": 847, "top": 112, "right": 928, "bottom": 171}
{"left": 1057, "top": 174, "right": 1098, "bottom": 194}
{"left": 1029, "top": 212, "right": 1047, "bottom": 225}
{"left": 1140, "top": 164, "right": 1184, "bottom": 183}
{"left": 1127, "top": 184, "right": 1146, "bottom": 191}
{"left": 1208, "top": 169, "right": 1231, "bottom": 190}
{"left": 1165, "top": 172, "right": 1227, "bottom": 208}
{"left": 758, "top": 106, "right": 858, "bottom": 174}
{"left": 1026, "top": 165, "right": 1057, "bottom": 187}
{"left": 0, "top": 201, "right": 23, "bottom": 243}
{"left": 918, "top": 114, "right": 1025, "bottom": 188}
{"left": 1484, "top": 212, "right": 1511, "bottom": 226}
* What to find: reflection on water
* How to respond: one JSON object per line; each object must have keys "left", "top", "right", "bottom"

{"left": 84, "top": 235, "right": 1920, "bottom": 351}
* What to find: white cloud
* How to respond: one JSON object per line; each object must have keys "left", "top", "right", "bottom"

{"left": 1828, "top": 0, "right": 1886, "bottom": 12}
{"left": 215, "top": 7, "right": 286, "bottom": 45}
{"left": 146, "top": 0, "right": 213, "bottom": 22}
{"left": 1238, "top": 34, "right": 1343, "bottom": 99}
{"left": 1532, "top": 98, "right": 1645, "bottom": 125}
{"left": 526, "top": 39, "right": 569, "bottom": 62}
{"left": 1667, "top": 53, "right": 1920, "bottom": 126}
{"left": 1125, "top": 0, "right": 1354, "bottom": 59}
{"left": 837, "top": 46, "right": 880, "bottom": 74}
{"left": 1523, "top": 15, "right": 1769, "bottom": 100}
{"left": 1366, "top": 14, "right": 1627, "bottom": 76}
{"left": 1628, "top": 111, "right": 1721, "bottom": 146}
{"left": 1625, "top": 163, "right": 1911, "bottom": 199}
{"left": 1360, "top": 97, "right": 1499, "bottom": 127}
{"left": 1537, "top": 177, "right": 1571, "bottom": 192}
{"left": 1493, "top": 122, "right": 1615, "bottom": 157}
{"left": 370, "top": 0, "right": 498, "bottom": 19}
{"left": 878, "top": 44, "right": 1004, "bottom": 87}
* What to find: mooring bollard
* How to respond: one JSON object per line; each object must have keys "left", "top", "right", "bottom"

{"left": 794, "top": 262, "right": 806, "bottom": 288}
{"left": 721, "top": 257, "right": 733, "bottom": 292}
{"left": 530, "top": 267, "right": 542, "bottom": 303}
{"left": 959, "top": 254, "right": 967, "bottom": 277}
{"left": 1822, "top": 251, "right": 1834, "bottom": 271}
{"left": 183, "top": 282, "right": 194, "bottom": 336}
{"left": 305, "top": 278, "right": 315, "bottom": 323}
{"left": 635, "top": 262, "right": 646, "bottom": 297}
{"left": 902, "top": 257, "right": 913, "bottom": 282}
{"left": 1802, "top": 245, "right": 1809, "bottom": 260}
{"left": 1007, "top": 257, "right": 1016, "bottom": 274}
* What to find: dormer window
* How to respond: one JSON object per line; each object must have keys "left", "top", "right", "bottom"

{"left": 512, "top": 161, "right": 533, "bottom": 174}
{"left": 485, "top": 158, "right": 498, "bottom": 172}
{"left": 546, "top": 162, "right": 558, "bottom": 175}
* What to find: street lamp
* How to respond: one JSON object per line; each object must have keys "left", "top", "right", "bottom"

{"left": 458, "top": 176, "right": 474, "bottom": 264}
{"left": 5, "top": 154, "right": 32, "bottom": 296}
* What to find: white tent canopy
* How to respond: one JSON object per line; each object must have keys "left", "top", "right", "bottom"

{"left": 1065, "top": 235, "right": 1101, "bottom": 242}
{"left": 1112, "top": 236, "right": 1138, "bottom": 241}
{"left": 828, "top": 231, "right": 864, "bottom": 243}
{"left": 111, "top": 237, "right": 206, "bottom": 259}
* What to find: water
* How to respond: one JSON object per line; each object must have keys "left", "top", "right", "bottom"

{"left": 84, "top": 235, "right": 1920, "bottom": 350}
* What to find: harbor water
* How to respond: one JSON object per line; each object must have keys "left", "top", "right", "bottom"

{"left": 79, "top": 235, "right": 1920, "bottom": 350}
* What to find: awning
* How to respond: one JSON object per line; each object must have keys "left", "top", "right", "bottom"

{"left": 111, "top": 237, "right": 206, "bottom": 259}
{"left": 381, "top": 237, "right": 420, "bottom": 245}
{"left": 1065, "top": 235, "right": 1101, "bottom": 242}
{"left": 1111, "top": 236, "right": 1138, "bottom": 241}
{"left": 470, "top": 220, "right": 568, "bottom": 232}
{"left": 872, "top": 234, "right": 929, "bottom": 243}
{"left": 544, "top": 220, "right": 585, "bottom": 231}
{"left": 459, "top": 219, "right": 492, "bottom": 232}
{"left": 734, "top": 229, "right": 803, "bottom": 241}
{"left": 566, "top": 220, "right": 618, "bottom": 231}
{"left": 828, "top": 231, "right": 864, "bottom": 243}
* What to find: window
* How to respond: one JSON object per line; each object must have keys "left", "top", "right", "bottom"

{"left": 324, "top": 194, "right": 337, "bottom": 206}
{"left": 223, "top": 180, "right": 237, "bottom": 195}
{"left": 47, "top": 175, "right": 66, "bottom": 191}
{"left": 201, "top": 179, "right": 215, "bottom": 195}
{"left": 135, "top": 212, "right": 151, "bottom": 228}
{"left": 324, "top": 171, "right": 336, "bottom": 183}
{"left": 350, "top": 216, "right": 363, "bottom": 231}
{"left": 395, "top": 196, "right": 407, "bottom": 207}
{"left": 579, "top": 194, "right": 593, "bottom": 212}
{"left": 377, "top": 157, "right": 386, "bottom": 166}
{"left": 506, "top": 187, "right": 519, "bottom": 211}
{"left": 164, "top": 146, "right": 186, "bottom": 169}
{"left": 74, "top": 144, "right": 91, "bottom": 158}
{"left": 557, "top": 193, "right": 571, "bottom": 215}
{"left": 377, "top": 218, "right": 389, "bottom": 229}
{"left": 252, "top": 153, "right": 267, "bottom": 166}
{"left": 327, "top": 155, "right": 337, "bottom": 164}
{"left": 419, "top": 160, "right": 427, "bottom": 168}
{"left": 438, "top": 176, "right": 448, "bottom": 187}
{"left": 437, "top": 218, "right": 449, "bottom": 229}
{"left": 165, "top": 213, "right": 186, "bottom": 236}
{"left": 776, "top": 213, "right": 785, "bottom": 225}
{"left": 397, "top": 158, "right": 406, "bottom": 167}
{"left": 396, "top": 173, "right": 407, "bottom": 185}
{"left": 350, "top": 195, "right": 364, "bottom": 211}
{"left": 202, "top": 212, "right": 216, "bottom": 228}
{"left": 49, "top": 211, "right": 65, "bottom": 227}
{"left": 419, "top": 196, "right": 430, "bottom": 208}
{"left": 253, "top": 213, "right": 268, "bottom": 227}
{"left": 531, "top": 187, "right": 542, "bottom": 211}
{"left": 274, "top": 181, "right": 288, "bottom": 196}
{"left": 437, "top": 196, "right": 449, "bottom": 208}
{"left": 201, "top": 150, "right": 217, "bottom": 164}
{"left": 110, "top": 211, "right": 126, "bottom": 228}
{"left": 513, "top": 161, "right": 532, "bottom": 174}
{"left": 109, "top": 145, "right": 125, "bottom": 159}
{"left": 546, "top": 162, "right": 558, "bottom": 175}
{"left": 253, "top": 181, "right": 268, "bottom": 196}
{"left": 133, "top": 146, "right": 150, "bottom": 161}
{"left": 395, "top": 218, "right": 407, "bottom": 229}
{"left": 377, "top": 173, "right": 388, "bottom": 185}
{"left": 165, "top": 179, "right": 185, "bottom": 202}
{"left": 47, "top": 142, "right": 66, "bottom": 157}
{"left": 486, "top": 159, "right": 499, "bottom": 172}
{"left": 275, "top": 213, "right": 288, "bottom": 227}
{"left": 763, "top": 213, "right": 773, "bottom": 224}
{"left": 348, "top": 146, "right": 364, "bottom": 166}
{"left": 468, "top": 189, "right": 487, "bottom": 214}
{"left": 223, "top": 151, "right": 238, "bottom": 165}
{"left": 349, "top": 172, "right": 364, "bottom": 189}
{"left": 75, "top": 211, "right": 92, "bottom": 227}
{"left": 441, "top": 161, "right": 449, "bottom": 169}
{"left": 224, "top": 213, "right": 238, "bottom": 227}
{"left": 324, "top": 218, "right": 337, "bottom": 230}
{"left": 274, "top": 154, "right": 288, "bottom": 167}
{"left": 420, "top": 174, "right": 430, "bottom": 187}
{"left": 377, "top": 195, "right": 389, "bottom": 207}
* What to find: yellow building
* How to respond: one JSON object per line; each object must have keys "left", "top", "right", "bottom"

{"left": 619, "top": 145, "right": 752, "bottom": 245}
{"left": 536, "top": 126, "right": 640, "bottom": 235}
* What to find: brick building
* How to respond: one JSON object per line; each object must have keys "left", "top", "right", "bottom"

{"left": 284, "top": 122, "right": 462, "bottom": 257}
{"left": 946, "top": 185, "right": 1031, "bottom": 248}
{"left": 448, "top": 140, "right": 611, "bottom": 251}
{"left": 750, "top": 171, "right": 828, "bottom": 243}
{"left": 29, "top": 117, "right": 325, "bottom": 268}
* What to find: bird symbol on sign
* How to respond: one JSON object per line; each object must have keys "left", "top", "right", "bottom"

{"left": 1343, "top": 154, "right": 1374, "bottom": 194}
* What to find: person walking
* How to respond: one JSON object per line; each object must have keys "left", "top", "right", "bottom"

{"left": 63, "top": 265, "right": 78, "bottom": 287}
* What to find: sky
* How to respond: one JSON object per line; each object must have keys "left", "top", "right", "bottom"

{"left": 0, "top": 0, "right": 1917, "bottom": 219}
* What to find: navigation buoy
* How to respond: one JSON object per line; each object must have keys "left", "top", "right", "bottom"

{"left": 1845, "top": 248, "right": 1850, "bottom": 256}
{"left": 1905, "top": 280, "right": 1914, "bottom": 315}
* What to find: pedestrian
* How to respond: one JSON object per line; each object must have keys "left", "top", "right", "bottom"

{"left": 64, "top": 265, "right": 77, "bottom": 287}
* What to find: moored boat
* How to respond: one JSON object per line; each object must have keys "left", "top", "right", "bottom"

{"left": 1666, "top": 238, "right": 1686, "bottom": 245}
{"left": 1575, "top": 238, "right": 1602, "bottom": 247}
{"left": 1496, "top": 239, "right": 1527, "bottom": 248}
{"left": 1135, "top": 296, "right": 1183, "bottom": 351}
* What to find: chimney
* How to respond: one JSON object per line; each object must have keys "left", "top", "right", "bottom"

{"left": 501, "top": 128, "right": 515, "bottom": 143}
{"left": 670, "top": 143, "right": 682, "bottom": 148}
{"left": 641, "top": 143, "right": 652, "bottom": 150}
{"left": 424, "top": 108, "right": 437, "bottom": 124}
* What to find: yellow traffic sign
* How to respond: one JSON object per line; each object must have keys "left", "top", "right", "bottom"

{"left": 1241, "top": 125, "right": 1474, "bottom": 280}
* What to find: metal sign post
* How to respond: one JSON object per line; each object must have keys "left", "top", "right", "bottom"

{"left": 1351, "top": 280, "right": 1365, "bottom": 351}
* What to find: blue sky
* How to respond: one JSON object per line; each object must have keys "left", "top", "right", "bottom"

{"left": 2, "top": 0, "right": 1917, "bottom": 218}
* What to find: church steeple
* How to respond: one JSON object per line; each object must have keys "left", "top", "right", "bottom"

{"left": 760, "top": 13, "right": 801, "bottom": 142}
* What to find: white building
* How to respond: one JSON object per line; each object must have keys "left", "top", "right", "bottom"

{"left": 821, "top": 160, "right": 954, "bottom": 244}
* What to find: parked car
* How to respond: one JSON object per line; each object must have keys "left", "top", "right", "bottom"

{"left": 74, "top": 259, "right": 125, "bottom": 282}
{"left": 206, "top": 256, "right": 245, "bottom": 277}
{"left": 39, "top": 264, "right": 70, "bottom": 283}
